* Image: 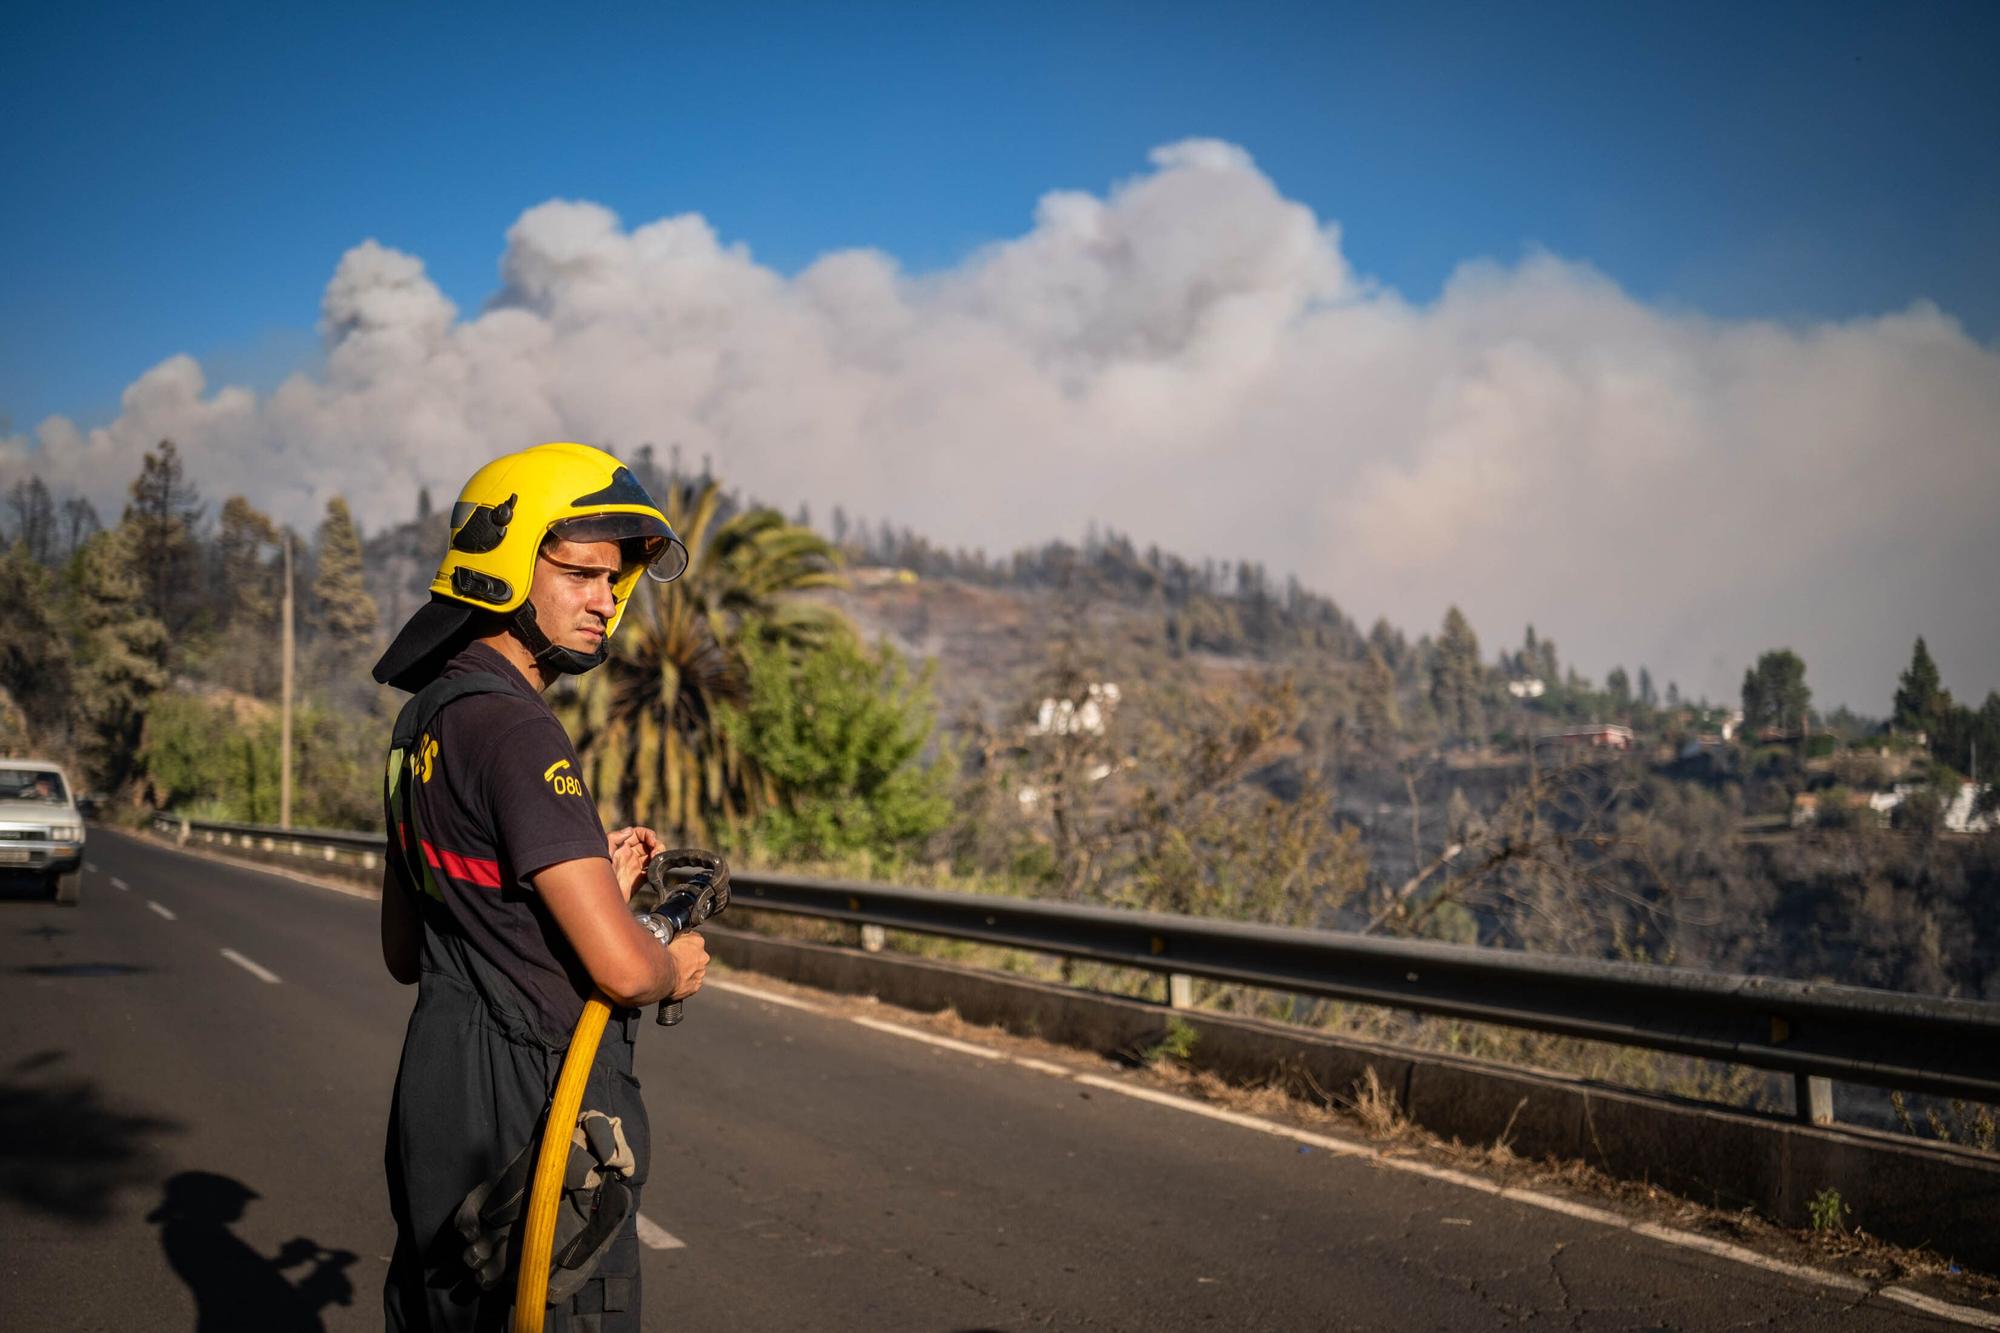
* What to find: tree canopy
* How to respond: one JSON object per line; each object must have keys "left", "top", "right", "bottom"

{"left": 1741, "top": 649, "right": 1811, "bottom": 736}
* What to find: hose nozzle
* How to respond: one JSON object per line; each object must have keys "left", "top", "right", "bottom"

{"left": 635, "top": 849, "right": 729, "bottom": 1026}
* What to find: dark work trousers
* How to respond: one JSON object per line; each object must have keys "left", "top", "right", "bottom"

{"left": 384, "top": 928, "right": 650, "bottom": 1333}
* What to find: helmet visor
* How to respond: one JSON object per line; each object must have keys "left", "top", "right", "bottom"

{"left": 547, "top": 513, "right": 690, "bottom": 584}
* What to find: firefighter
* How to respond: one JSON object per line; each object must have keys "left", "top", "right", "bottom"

{"left": 374, "top": 442, "right": 708, "bottom": 1332}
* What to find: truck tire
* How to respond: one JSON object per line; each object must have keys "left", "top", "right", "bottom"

{"left": 52, "top": 869, "right": 81, "bottom": 905}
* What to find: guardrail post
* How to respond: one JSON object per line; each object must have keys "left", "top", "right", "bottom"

{"left": 1167, "top": 972, "right": 1194, "bottom": 1009}
{"left": 178, "top": 817, "right": 190, "bottom": 846}
{"left": 1795, "top": 1073, "right": 1834, "bottom": 1125}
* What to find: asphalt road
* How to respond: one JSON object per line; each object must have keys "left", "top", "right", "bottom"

{"left": 0, "top": 828, "right": 1975, "bottom": 1331}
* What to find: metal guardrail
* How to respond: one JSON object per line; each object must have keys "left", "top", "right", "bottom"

{"left": 149, "top": 814, "right": 2000, "bottom": 1117}
{"left": 152, "top": 814, "right": 388, "bottom": 863}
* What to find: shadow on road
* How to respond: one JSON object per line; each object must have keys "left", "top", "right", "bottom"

{"left": 0, "top": 1050, "right": 178, "bottom": 1223}
{"left": 149, "top": 1171, "right": 358, "bottom": 1332}
{"left": 0, "top": 874, "right": 64, "bottom": 904}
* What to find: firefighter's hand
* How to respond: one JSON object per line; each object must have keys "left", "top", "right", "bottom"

{"left": 667, "top": 930, "right": 708, "bottom": 1002}
{"left": 606, "top": 827, "right": 662, "bottom": 902}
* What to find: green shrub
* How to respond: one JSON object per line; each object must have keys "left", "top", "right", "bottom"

{"left": 723, "top": 626, "right": 952, "bottom": 867}
{"left": 1149, "top": 1015, "right": 1200, "bottom": 1064}
{"left": 1807, "top": 1186, "right": 1849, "bottom": 1233}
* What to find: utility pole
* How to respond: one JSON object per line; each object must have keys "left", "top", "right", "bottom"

{"left": 281, "top": 531, "right": 295, "bottom": 830}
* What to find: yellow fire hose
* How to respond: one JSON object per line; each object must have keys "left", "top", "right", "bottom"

{"left": 509, "top": 852, "right": 726, "bottom": 1332}
{"left": 510, "top": 993, "right": 613, "bottom": 1333}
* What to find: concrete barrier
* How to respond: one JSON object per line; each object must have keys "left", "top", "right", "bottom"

{"left": 708, "top": 924, "right": 2000, "bottom": 1272}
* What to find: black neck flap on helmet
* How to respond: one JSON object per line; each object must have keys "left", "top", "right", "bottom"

{"left": 509, "top": 599, "right": 608, "bottom": 679}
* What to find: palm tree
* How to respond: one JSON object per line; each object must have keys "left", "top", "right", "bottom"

{"left": 563, "top": 480, "right": 846, "bottom": 843}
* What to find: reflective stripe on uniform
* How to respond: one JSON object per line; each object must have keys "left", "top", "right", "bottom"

{"left": 421, "top": 839, "right": 504, "bottom": 889}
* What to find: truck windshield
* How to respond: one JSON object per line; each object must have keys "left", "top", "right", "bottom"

{"left": 0, "top": 768, "right": 68, "bottom": 803}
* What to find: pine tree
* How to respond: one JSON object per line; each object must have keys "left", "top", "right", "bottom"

{"left": 215, "top": 496, "right": 280, "bottom": 626}
{"left": 123, "top": 439, "right": 204, "bottom": 635}
{"left": 59, "top": 496, "right": 100, "bottom": 558}
{"left": 1368, "top": 618, "right": 1406, "bottom": 674}
{"left": 310, "top": 496, "right": 379, "bottom": 647}
{"left": 5, "top": 477, "right": 57, "bottom": 563}
{"left": 1892, "top": 637, "right": 1948, "bottom": 739}
{"left": 1430, "top": 606, "right": 1484, "bottom": 743}
{"left": 1637, "top": 667, "right": 1658, "bottom": 710}
{"left": 1534, "top": 632, "right": 1560, "bottom": 686}
{"left": 1607, "top": 667, "right": 1632, "bottom": 708}
{"left": 0, "top": 543, "right": 69, "bottom": 727}
{"left": 72, "top": 527, "right": 169, "bottom": 790}
{"left": 1355, "top": 646, "right": 1401, "bottom": 750}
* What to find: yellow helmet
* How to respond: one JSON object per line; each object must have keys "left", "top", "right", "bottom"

{"left": 373, "top": 443, "right": 687, "bottom": 691}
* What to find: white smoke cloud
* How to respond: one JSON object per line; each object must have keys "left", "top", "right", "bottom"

{"left": 6, "top": 138, "right": 1996, "bottom": 710}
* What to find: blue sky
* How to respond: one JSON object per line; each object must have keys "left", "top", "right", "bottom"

{"left": 4, "top": 0, "right": 1996, "bottom": 434}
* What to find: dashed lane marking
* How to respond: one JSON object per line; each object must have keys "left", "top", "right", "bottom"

{"left": 146, "top": 901, "right": 176, "bottom": 921}
{"left": 220, "top": 948, "right": 281, "bottom": 984}
{"left": 635, "top": 1214, "right": 685, "bottom": 1250}
{"left": 111, "top": 877, "right": 130, "bottom": 891}
{"left": 85, "top": 861, "right": 99, "bottom": 873}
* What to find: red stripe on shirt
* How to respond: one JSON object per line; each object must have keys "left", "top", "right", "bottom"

{"left": 419, "top": 838, "right": 504, "bottom": 889}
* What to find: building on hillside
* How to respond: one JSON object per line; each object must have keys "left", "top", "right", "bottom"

{"left": 1861, "top": 782, "right": 1994, "bottom": 833}
{"left": 1028, "top": 683, "right": 1121, "bottom": 738}
{"left": 1506, "top": 677, "right": 1546, "bottom": 699}
{"left": 1942, "top": 781, "right": 1994, "bottom": 834}
{"left": 1538, "top": 723, "right": 1635, "bottom": 752}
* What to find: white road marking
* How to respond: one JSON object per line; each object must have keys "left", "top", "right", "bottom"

{"left": 85, "top": 861, "right": 99, "bottom": 872}
{"left": 851, "top": 1017, "right": 1003, "bottom": 1059}
{"left": 219, "top": 948, "right": 281, "bottom": 984}
{"left": 111, "top": 877, "right": 130, "bottom": 891}
{"left": 706, "top": 978, "right": 823, "bottom": 1012}
{"left": 635, "top": 1213, "right": 685, "bottom": 1250}
{"left": 842, "top": 1013, "right": 1997, "bottom": 1328}
{"left": 1630, "top": 1222, "right": 1868, "bottom": 1294}
{"left": 146, "top": 901, "right": 176, "bottom": 920}
{"left": 1881, "top": 1287, "right": 2000, "bottom": 1330}
{"left": 1390, "top": 1158, "right": 1503, "bottom": 1192}
{"left": 1496, "top": 1188, "right": 1628, "bottom": 1228}
{"left": 1071, "top": 1075, "right": 1369, "bottom": 1157}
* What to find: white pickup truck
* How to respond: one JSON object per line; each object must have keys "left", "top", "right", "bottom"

{"left": 0, "top": 760, "right": 86, "bottom": 903}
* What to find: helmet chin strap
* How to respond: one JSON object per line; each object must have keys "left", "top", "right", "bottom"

{"left": 510, "top": 601, "right": 608, "bottom": 678}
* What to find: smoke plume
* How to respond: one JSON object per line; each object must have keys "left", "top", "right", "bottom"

{"left": 6, "top": 139, "right": 1996, "bottom": 708}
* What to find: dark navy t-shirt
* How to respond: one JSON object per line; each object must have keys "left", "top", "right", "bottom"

{"left": 392, "top": 642, "right": 610, "bottom": 1034}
